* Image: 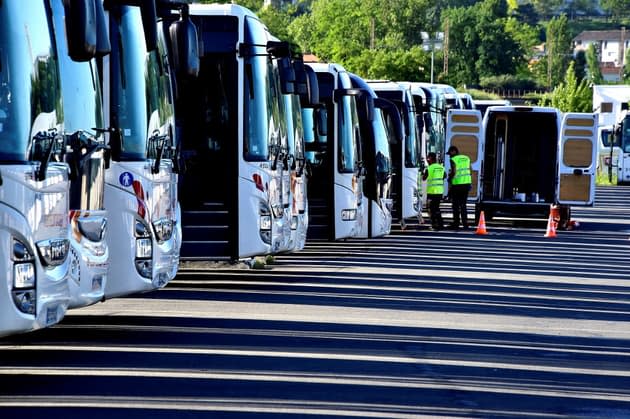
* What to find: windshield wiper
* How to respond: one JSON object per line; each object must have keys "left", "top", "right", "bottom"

{"left": 31, "top": 129, "right": 64, "bottom": 181}
{"left": 65, "top": 130, "right": 108, "bottom": 180}
{"left": 148, "top": 130, "right": 172, "bottom": 174}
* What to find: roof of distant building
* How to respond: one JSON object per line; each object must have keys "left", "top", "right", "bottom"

{"left": 573, "top": 30, "right": 630, "bottom": 43}
{"left": 303, "top": 53, "right": 320, "bottom": 63}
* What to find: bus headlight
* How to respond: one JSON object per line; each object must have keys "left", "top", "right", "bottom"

{"left": 135, "top": 220, "right": 153, "bottom": 278}
{"left": 14, "top": 263, "right": 35, "bottom": 289}
{"left": 136, "top": 238, "right": 153, "bottom": 259}
{"left": 13, "top": 239, "right": 33, "bottom": 261}
{"left": 12, "top": 290, "right": 36, "bottom": 315}
{"left": 341, "top": 209, "right": 357, "bottom": 221}
{"left": 153, "top": 218, "right": 174, "bottom": 242}
{"left": 259, "top": 202, "right": 272, "bottom": 244}
{"left": 77, "top": 217, "right": 107, "bottom": 242}
{"left": 36, "top": 239, "right": 70, "bottom": 267}
{"left": 12, "top": 238, "right": 36, "bottom": 314}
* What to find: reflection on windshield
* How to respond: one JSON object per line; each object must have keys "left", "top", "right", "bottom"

{"left": 338, "top": 95, "right": 359, "bottom": 173}
{"left": 373, "top": 109, "right": 391, "bottom": 180}
{"left": 0, "top": 2, "right": 61, "bottom": 162}
{"left": 622, "top": 118, "right": 630, "bottom": 153}
{"left": 146, "top": 29, "right": 175, "bottom": 160}
{"left": 285, "top": 94, "right": 304, "bottom": 159}
{"left": 243, "top": 17, "right": 286, "bottom": 162}
{"left": 52, "top": 0, "right": 105, "bottom": 210}
{"left": 112, "top": 6, "right": 148, "bottom": 160}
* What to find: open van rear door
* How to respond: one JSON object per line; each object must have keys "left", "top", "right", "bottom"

{"left": 445, "top": 109, "right": 483, "bottom": 201}
{"left": 557, "top": 113, "right": 597, "bottom": 206}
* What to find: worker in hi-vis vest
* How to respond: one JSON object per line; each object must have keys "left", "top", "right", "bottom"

{"left": 422, "top": 152, "right": 445, "bottom": 230}
{"left": 447, "top": 145, "right": 472, "bottom": 230}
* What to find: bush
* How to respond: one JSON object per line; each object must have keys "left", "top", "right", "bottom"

{"left": 478, "top": 74, "right": 542, "bottom": 90}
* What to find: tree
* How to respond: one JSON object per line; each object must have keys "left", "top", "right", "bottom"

{"left": 601, "top": 0, "right": 630, "bottom": 21}
{"left": 257, "top": 4, "right": 296, "bottom": 43}
{"left": 585, "top": 43, "right": 603, "bottom": 84}
{"left": 545, "top": 14, "right": 572, "bottom": 89}
{"left": 624, "top": 47, "right": 630, "bottom": 83}
{"left": 441, "top": 6, "right": 479, "bottom": 86}
{"left": 530, "top": 0, "right": 563, "bottom": 19}
{"left": 441, "top": 0, "right": 527, "bottom": 86}
{"left": 287, "top": 0, "right": 434, "bottom": 80}
{"left": 573, "top": 50, "right": 587, "bottom": 81}
{"left": 540, "top": 61, "right": 592, "bottom": 112}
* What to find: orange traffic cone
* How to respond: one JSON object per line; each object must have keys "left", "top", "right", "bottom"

{"left": 475, "top": 211, "right": 488, "bottom": 235}
{"left": 544, "top": 213, "right": 557, "bottom": 238}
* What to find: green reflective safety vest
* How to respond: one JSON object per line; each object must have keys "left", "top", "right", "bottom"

{"left": 451, "top": 154, "right": 472, "bottom": 185}
{"left": 426, "top": 163, "right": 445, "bottom": 195}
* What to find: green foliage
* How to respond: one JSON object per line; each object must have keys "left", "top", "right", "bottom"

{"left": 625, "top": 47, "right": 630, "bottom": 83}
{"left": 441, "top": 6, "right": 478, "bottom": 85}
{"left": 440, "top": 0, "right": 529, "bottom": 86}
{"left": 288, "top": 0, "right": 433, "bottom": 80}
{"left": 479, "top": 74, "right": 541, "bottom": 90}
{"left": 573, "top": 50, "right": 586, "bottom": 81}
{"left": 349, "top": 46, "right": 428, "bottom": 81}
{"left": 585, "top": 43, "right": 603, "bottom": 84}
{"left": 257, "top": 4, "right": 296, "bottom": 43}
{"left": 600, "top": 0, "right": 630, "bottom": 21}
{"left": 463, "top": 88, "right": 503, "bottom": 99}
{"left": 539, "top": 61, "right": 592, "bottom": 112}
{"left": 530, "top": 0, "right": 563, "bottom": 19}
{"left": 545, "top": 14, "right": 573, "bottom": 89}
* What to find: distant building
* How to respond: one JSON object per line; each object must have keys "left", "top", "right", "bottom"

{"left": 263, "top": 0, "right": 296, "bottom": 6}
{"left": 573, "top": 29, "right": 630, "bottom": 82}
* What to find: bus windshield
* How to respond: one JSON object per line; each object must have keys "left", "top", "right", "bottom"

{"left": 622, "top": 116, "right": 630, "bottom": 153}
{"left": 372, "top": 108, "right": 391, "bottom": 181}
{"left": 338, "top": 94, "right": 360, "bottom": 174}
{"left": 243, "top": 17, "right": 286, "bottom": 162}
{"left": 0, "top": 3, "right": 61, "bottom": 162}
{"left": 287, "top": 94, "right": 304, "bottom": 159}
{"left": 110, "top": 6, "right": 149, "bottom": 160}
{"left": 52, "top": 0, "right": 105, "bottom": 211}
{"left": 146, "top": 26, "right": 176, "bottom": 161}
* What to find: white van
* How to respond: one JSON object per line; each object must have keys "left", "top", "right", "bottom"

{"left": 446, "top": 106, "right": 597, "bottom": 225}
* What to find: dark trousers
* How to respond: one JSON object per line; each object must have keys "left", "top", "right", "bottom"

{"left": 427, "top": 194, "right": 444, "bottom": 228}
{"left": 450, "top": 184, "right": 471, "bottom": 228}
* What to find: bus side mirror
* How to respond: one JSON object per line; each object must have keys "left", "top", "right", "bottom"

{"left": 63, "top": 0, "right": 97, "bottom": 62}
{"left": 94, "top": 0, "right": 111, "bottom": 57}
{"left": 315, "top": 107, "right": 327, "bottom": 137}
{"left": 136, "top": 0, "right": 158, "bottom": 51}
{"left": 416, "top": 115, "right": 424, "bottom": 132}
{"left": 294, "top": 60, "right": 319, "bottom": 108}
{"left": 423, "top": 112, "right": 433, "bottom": 130}
{"left": 277, "top": 57, "right": 295, "bottom": 95}
{"left": 363, "top": 94, "right": 375, "bottom": 122}
{"left": 169, "top": 6, "right": 200, "bottom": 78}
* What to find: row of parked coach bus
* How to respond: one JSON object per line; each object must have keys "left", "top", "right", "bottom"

{"left": 1, "top": 1, "right": 597, "bottom": 338}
